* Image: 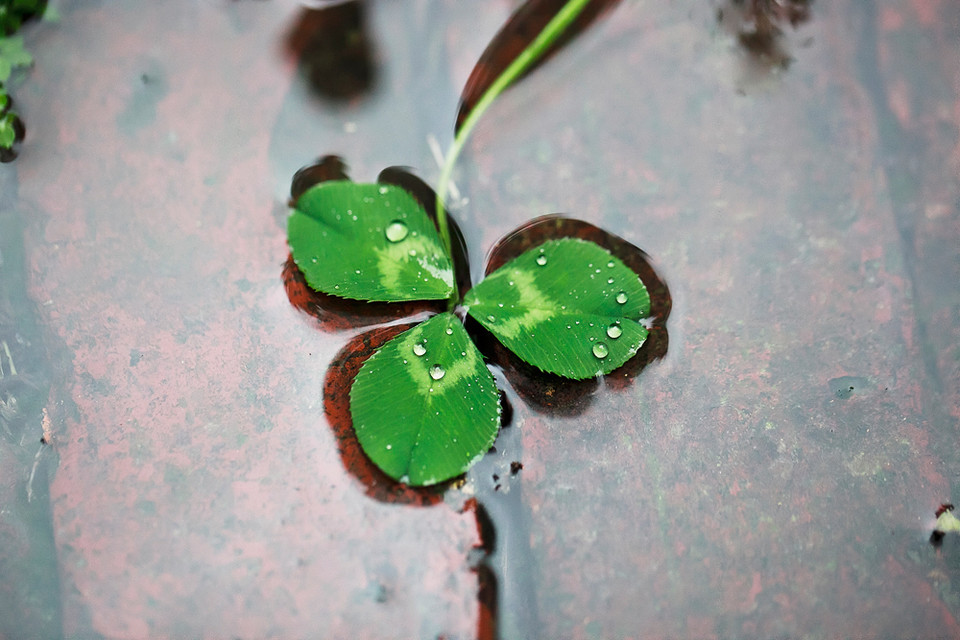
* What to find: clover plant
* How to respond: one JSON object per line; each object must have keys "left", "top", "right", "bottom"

{"left": 288, "top": 0, "right": 653, "bottom": 485}
{"left": 1, "top": 0, "right": 48, "bottom": 161}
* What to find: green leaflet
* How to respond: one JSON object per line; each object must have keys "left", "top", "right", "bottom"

{"left": 0, "top": 111, "right": 14, "bottom": 147}
{"left": 350, "top": 312, "right": 501, "bottom": 486}
{"left": 0, "top": 35, "right": 33, "bottom": 83}
{"left": 288, "top": 181, "right": 454, "bottom": 301}
{"left": 464, "top": 238, "right": 651, "bottom": 379}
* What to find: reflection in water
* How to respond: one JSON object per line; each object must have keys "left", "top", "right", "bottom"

{"left": 284, "top": 1, "right": 378, "bottom": 103}
{"left": 718, "top": 0, "right": 813, "bottom": 71}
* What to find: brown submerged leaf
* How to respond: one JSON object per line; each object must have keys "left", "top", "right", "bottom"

{"left": 454, "top": 0, "right": 622, "bottom": 135}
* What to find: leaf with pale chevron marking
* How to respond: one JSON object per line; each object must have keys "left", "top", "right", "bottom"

{"left": 464, "top": 238, "right": 650, "bottom": 379}
{"left": 350, "top": 312, "right": 501, "bottom": 486}
{"left": 288, "top": 181, "right": 454, "bottom": 301}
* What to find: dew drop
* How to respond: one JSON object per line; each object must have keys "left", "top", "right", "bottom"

{"left": 593, "top": 343, "right": 609, "bottom": 359}
{"left": 536, "top": 255, "right": 548, "bottom": 266}
{"left": 607, "top": 278, "right": 615, "bottom": 284}
{"left": 413, "top": 342, "right": 427, "bottom": 357}
{"left": 607, "top": 324, "right": 623, "bottom": 339}
{"left": 430, "top": 364, "right": 446, "bottom": 380}
{"left": 487, "top": 315, "right": 497, "bottom": 323}
{"left": 607, "top": 260, "right": 615, "bottom": 268}
{"left": 408, "top": 249, "right": 417, "bottom": 257}
{"left": 378, "top": 185, "right": 389, "bottom": 195}
{"left": 445, "top": 327, "right": 453, "bottom": 335}
{"left": 386, "top": 444, "right": 392, "bottom": 450}
{"left": 616, "top": 291, "right": 628, "bottom": 304}
{"left": 385, "top": 220, "right": 409, "bottom": 243}
{"left": 310, "top": 257, "right": 318, "bottom": 264}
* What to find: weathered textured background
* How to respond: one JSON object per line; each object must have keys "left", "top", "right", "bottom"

{"left": 1, "top": 0, "right": 958, "bottom": 638}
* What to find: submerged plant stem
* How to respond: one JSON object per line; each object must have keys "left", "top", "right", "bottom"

{"left": 435, "top": 0, "right": 595, "bottom": 303}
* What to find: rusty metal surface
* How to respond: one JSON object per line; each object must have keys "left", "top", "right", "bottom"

{"left": 1, "top": 0, "right": 958, "bottom": 638}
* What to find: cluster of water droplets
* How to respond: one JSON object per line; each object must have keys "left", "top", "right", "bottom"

{"left": 410, "top": 338, "right": 447, "bottom": 388}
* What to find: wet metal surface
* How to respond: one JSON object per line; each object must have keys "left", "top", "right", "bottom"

{"left": 1, "top": 0, "right": 959, "bottom": 638}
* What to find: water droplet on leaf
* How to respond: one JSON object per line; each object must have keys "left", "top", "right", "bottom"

{"left": 430, "top": 364, "right": 445, "bottom": 380}
{"left": 413, "top": 342, "right": 427, "bottom": 357}
{"left": 616, "top": 291, "right": 628, "bottom": 304}
{"left": 607, "top": 324, "right": 623, "bottom": 339}
{"left": 593, "top": 343, "right": 609, "bottom": 359}
{"left": 385, "top": 220, "right": 409, "bottom": 242}
{"left": 536, "top": 255, "right": 548, "bottom": 266}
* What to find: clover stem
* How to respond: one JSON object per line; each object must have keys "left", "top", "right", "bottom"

{"left": 435, "top": 0, "right": 594, "bottom": 305}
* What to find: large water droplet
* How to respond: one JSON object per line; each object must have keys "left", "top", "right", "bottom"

{"left": 607, "top": 324, "right": 623, "bottom": 339}
{"left": 445, "top": 327, "right": 453, "bottom": 335}
{"left": 413, "top": 342, "right": 427, "bottom": 357}
{"left": 430, "top": 364, "right": 445, "bottom": 380}
{"left": 616, "top": 291, "right": 628, "bottom": 304}
{"left": 536, "top": 255, "right": 548, "bottom": 266}
{"left": 385, "top": 220, "right": 409, "bottom": 242}
{"left": 592, "top": 343, "right": 609, "bottom": 359}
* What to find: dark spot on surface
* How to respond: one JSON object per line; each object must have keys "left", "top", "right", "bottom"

{"left": 284, "top": 2, "right": 378, "bottom": 103}
{"left": 829, "top": 375, "right": 869, "bottom": 399}
{"left": 930, "top": 530, "right": 946, "bottom": 548}
{"left": 117, "top": 59, "right": 168, "bottom": 136}
{"left": 510, "top": 461, "right": 523, "bottom": 475}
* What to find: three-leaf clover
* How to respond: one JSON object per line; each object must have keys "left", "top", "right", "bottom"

{"left": 288, "top": 179, "right": 652, "bottom": 485}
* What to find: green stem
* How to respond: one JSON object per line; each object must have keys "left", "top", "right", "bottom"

{"left": 435, "top": 0, "right": 594, "bottom": 301}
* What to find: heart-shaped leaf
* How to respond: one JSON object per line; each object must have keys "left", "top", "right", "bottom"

{"left": 350, "top": 312, "right": 501, "bottom": 486}
{"left": 464, "top": 238, "right": 650, "bottom": 379}
{"left": 288, "top": 180, "right": 455, "bottom": 301}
